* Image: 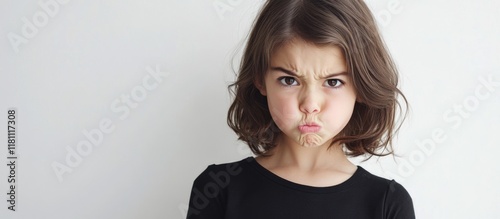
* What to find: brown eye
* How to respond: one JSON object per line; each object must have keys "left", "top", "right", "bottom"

{"left": 279, "top": 77, "right": 298, "bottom": 86}
{"left": 325, "top": 79, "right": 343, "bottom": 88}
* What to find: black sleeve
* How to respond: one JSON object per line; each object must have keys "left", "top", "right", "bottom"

{"left": 186, "top": 165, "right": 226, "bottom": 219}
{"left": 384, "top": 180, "right": 416, "bottom": 219}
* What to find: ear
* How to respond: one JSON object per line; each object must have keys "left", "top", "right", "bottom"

{"left": 355, "top": 93, "right": 365, "bottom": 103}
{"left": 254, "top": 80, "right": 267, "bottom": 96}
{"left": 354, "top": 91, "right": 363, "bottom": 103}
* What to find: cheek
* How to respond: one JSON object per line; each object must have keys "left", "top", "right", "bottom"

{"left": 323, "top": 95, "right": 356, "bottom": 130}
{"left": 267, "top": 95, "right": 298, "bottom": 128}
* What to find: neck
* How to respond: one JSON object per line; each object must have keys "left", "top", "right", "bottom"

{"left": 264, "top": 134, "right": 354, "bottom": 172}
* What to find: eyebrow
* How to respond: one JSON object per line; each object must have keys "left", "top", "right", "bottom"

{"left": 270, "top": 67, "right": 347, "bottom": 79}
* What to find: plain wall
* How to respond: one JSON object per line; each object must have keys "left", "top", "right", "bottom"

{"left": 0, "top": 0, "right": 499, "bottom": 218}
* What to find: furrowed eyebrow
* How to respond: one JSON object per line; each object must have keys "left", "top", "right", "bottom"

{"left": 270, "top": 66, "right": 347, "bottom": 79}
{"left": 322, "top": 72, "right": 348, "bottom": 79}
{"left": 270, "top": 67, "right": 301, "bottom": 78}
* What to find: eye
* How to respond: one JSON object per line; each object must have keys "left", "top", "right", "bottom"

{"left": 278, "top": 77, "right": 298, "bottom": 86}
{"left": 325, "top": 79, "right": 344, "bottom": 88}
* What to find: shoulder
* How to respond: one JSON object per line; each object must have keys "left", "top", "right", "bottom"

{"left": 192, "top": 157, "right": 253, "bottom": 186}
{"left": 355, "top": 167, "right": 408, "bottom": 193}
{"left": 187, "top": 157, "right": 255, "bottom": 218}
{"left": 355, "top": 167, "right": 415, "bottom": 219}
{"left": 382, "top": 180, "right": 415, "bottom": 219}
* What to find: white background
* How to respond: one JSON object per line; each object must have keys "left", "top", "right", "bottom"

{"left": 1, "top": 0, "right": 499, "bottom": 218}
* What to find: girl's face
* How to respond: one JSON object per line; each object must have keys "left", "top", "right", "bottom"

{"left": 257, "top": 38, "right": 357, "bottom": 148}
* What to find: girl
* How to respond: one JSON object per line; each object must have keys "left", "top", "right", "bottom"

{"left": 187, "top": 0, "right": 415, "bottom": 218}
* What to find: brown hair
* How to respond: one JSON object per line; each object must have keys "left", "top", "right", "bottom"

{"left": 227, "top": 0, "right": 408, "bottom": 158}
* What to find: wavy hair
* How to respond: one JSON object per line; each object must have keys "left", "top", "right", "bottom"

{"left": 227, "top": 0, "right": 408, "bottom": 158}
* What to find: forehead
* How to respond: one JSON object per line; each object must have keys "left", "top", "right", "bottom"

{"left": 269, "top": 38, "right": 347, "bottom": 75}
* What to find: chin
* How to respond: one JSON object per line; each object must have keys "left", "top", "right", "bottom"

{"left": 298, "top": 134, "right": 326, "bottom": 148}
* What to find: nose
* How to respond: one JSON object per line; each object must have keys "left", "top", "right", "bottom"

{"left": 299, "top": 87, "right": 321, "bottom": 114}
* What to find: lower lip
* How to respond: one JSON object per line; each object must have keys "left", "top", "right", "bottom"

{"left": 299, "top": 125, "right": 321, "bottom": 133}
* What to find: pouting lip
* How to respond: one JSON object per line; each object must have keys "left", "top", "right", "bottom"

{"left": 298, "top": 123, "right": 321, "bottom": 133}
{"left": 300, "top": 122, "right": 319, "bottom": 126}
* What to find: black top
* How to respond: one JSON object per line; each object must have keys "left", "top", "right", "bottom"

{"left": 187, "top": 157, "right": 415, "bottom": 219}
